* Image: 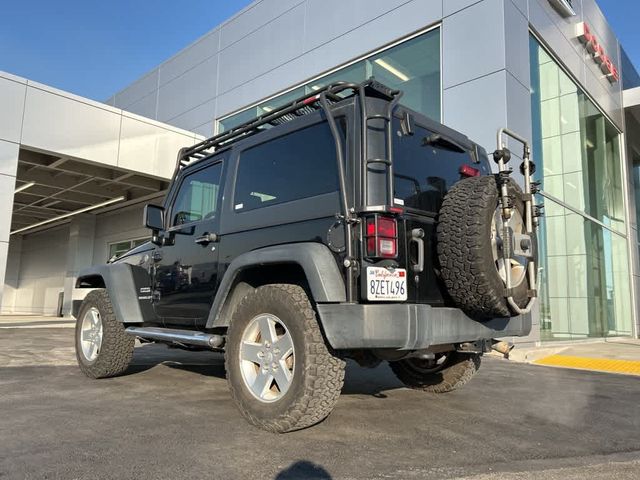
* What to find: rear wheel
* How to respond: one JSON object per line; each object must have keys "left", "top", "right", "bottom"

{"left": 74, "top": 289, "right": 134, "bottom": 378}
{"left": 389, "top": 352, "right": 481, "bottom": 393}
{"left": 225, "top": 284, "right": 346, "bottom": 433}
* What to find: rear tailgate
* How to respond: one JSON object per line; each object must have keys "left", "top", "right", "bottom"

{"left": 391, "top": 116, "right": 491, "bottom": 305}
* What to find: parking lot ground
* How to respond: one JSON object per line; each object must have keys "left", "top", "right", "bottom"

{"left": 1, "top": 326, "right": 639, "bottom": 480}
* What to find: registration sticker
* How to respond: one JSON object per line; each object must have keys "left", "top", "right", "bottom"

{"left": 366, "top": 267, "right": 407, "bottom": 301}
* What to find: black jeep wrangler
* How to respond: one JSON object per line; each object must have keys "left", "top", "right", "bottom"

{"left": 73, "top": 80, "right": 539, "bottom": 433}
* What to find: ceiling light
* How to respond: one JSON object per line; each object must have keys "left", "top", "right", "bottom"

{"left": 310, "top": 85, "right": 321, "bottom": 91}
{"left": 262, "top": 106, "right": 273, "bottom": 112}
{"left": 10, "top": 196, "right": 125, "bottom": 235}
{"left": 374, "top": 59, "right": 410, "bottom": 82}
{"left": 14, "top": 181, "right": 36, "bottom": 194}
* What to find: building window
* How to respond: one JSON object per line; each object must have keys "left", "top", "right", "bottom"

{"left": 108, "top": 238, "right": 148, "bottom": 261}
{"left": 530, "top": 36, "right": 632, "bottom": 340}
{"left": 219, "top": 27, "right": 441, "bottom": 132}
{"left": 234, "top": 121, "right": 339, "bottom": 212}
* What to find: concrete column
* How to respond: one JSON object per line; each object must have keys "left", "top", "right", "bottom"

{"left": 1, "top": 234, "right": 22, "bottom": 314}
{"left": 0, "top": 73, "right": 27, "bottom": 313}
{"left": 0, "top": 141, "right": 19, "bottom": 311}
{"left": 62, "top": 214, "right": 96, "bottom": 316}
{"left": 442, "top": 0, "right": 540, "bottom": 344}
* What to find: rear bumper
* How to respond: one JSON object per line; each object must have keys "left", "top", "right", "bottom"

{"left": 316, "top": 303, "right": 531, "bottom": 350}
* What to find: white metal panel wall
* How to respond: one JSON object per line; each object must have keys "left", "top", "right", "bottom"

{"left": 92, "top": 204, "right": 149, "bottom": 265}
{"left": 8, "top": 226, "right": 68, "bottom": 315}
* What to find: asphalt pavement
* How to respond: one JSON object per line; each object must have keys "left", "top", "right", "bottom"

{"left": 1, "top": 325, "right": 639, "bottom": 480}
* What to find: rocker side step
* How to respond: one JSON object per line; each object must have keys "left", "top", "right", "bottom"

{"left": 125, "top": 327, "right": 224, "bottom": 349}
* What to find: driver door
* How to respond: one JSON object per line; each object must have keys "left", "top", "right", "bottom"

{"left": 152, "top": 159, "right": 224, "bottom": 328}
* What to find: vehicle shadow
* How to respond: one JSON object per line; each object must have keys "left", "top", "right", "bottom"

{"left": 125, "top": 344, "right": 405, "bottom": 397}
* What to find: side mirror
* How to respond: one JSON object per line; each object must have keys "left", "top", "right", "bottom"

{"left": 144, "top": 204, "right": 165, "bottom": 231}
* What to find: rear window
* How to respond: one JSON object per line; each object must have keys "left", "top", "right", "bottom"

{"left": 234, "top": 122, "right": 340, "bottom": 212}
{"left": 393, "top": 121, "right": 475, "bottom": 213}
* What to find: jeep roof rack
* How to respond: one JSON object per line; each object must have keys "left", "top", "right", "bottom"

{"left": 174, "top": 79, "right": 399, "bottom": 174}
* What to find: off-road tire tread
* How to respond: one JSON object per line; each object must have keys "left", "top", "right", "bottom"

{"left": 75, "top": 289, "right": 134, "bottom": 379}
{"left": 389, "top": 353, "right": 481, "bottom": 393}
{"left": 437, "top": 175, "right": 525, "bottom": 318}
{"left": 225, "top": 284, "right": 346, "bottom": 433}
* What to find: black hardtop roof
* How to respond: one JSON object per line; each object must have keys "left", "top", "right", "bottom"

{"left": 174, "top": 79, "right": 399, "bottom": 175}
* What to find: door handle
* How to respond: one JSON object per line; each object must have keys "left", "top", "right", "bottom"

{"left": 195, "top": 232, "right": 219, "bottom": 246}
{"left": 410, "top": 228, "right": 425, "bottom": 273}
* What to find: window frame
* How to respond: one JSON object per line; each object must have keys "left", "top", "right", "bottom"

{"left": 166, "top": 158, "right": 225, "bottom": 233}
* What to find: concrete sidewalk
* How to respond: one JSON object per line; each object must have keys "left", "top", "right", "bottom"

{"left": 505, "top": 338, "right": 640, "bottom": 376}
{"left": 0, "top": 315, "right": 75, "bottom": 328}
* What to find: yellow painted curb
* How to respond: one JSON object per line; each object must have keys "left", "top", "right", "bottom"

{"left": 534, "top": 354, "right": 640, "bottom": 375}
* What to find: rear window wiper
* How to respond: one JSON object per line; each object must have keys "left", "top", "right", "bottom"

{"left": 422, "top": 134, "right": 466, "bottom": 153}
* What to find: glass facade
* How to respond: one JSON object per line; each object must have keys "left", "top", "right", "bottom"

{"left": 219, "top": 28, "right": 440, "bottom": 132}
{"left": 530, "top": 37, "right": 632, "bottom": 339}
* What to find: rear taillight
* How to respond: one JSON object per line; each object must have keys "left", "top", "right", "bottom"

{"left": 365, "top": 215, "right": 398, "bottom": 258}
{"left": 459, "top": 164, "right": 481, "bottom": 177}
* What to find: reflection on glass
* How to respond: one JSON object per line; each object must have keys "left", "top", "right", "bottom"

{"left": 219, "top": 28, "right": 441, "bottom": 131}
{"left": 538, "top": 199, "right": 632, "bottom": 339}
{"left": 530, "top": 36, "right": 632, "bottom": 340}
{"left": 530, "top": 37, "right": 625, "bottom": 233}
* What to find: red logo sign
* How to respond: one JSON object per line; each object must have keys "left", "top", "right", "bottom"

{"left": 576, "top": 22, "right": 619, "bottom": 83}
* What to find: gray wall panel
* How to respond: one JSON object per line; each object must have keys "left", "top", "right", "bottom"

{"left": 511, "top": 0, "right": 528, "bottom": 18}
{"left": 301, "top": 0, "right": 442, "bottom": 88}
{"left": 442, "top": 0, "right": 505, "bottom": 89}
{"left": 218, "top": 4, "right": 306, "bottom": 96}
{"left": 303, "top": 0, "right": 409, "bottom": 52}
{"left": 0, "top": 140, "right": 19, "bottom": 178}
{"left": 220, "top": 0, "right": 304, "bottom": 50}
{"left": 159, "top": 29, "right": 220, "bottom": 86}
{"left": 125, "top": 91, "right": 158, "bottom": 120}
{"left": 505, "top": 0, "right": 531, "bottom": 89}
{"left": 167, "top": 98, "right": 216, "bottom": 134}
{"left": 157, "top": 54, "right": 218, "bottom": 122}
{"left": 10, "top": 225, "right": 68, "bottom": 315}
{"left": 443, "top": 0, "right": 482, "bottom": 17}
{"left": 0, "top": 75, "right": 26, "bottom": 144}
{"left": 443, "top": 70, "right": 507, "bottom": 151}
{"left": 114, "top": 68, "right": 159, "bottom": 109}
{"left": 92, "top": 205, "right": 148, "bottom": 265}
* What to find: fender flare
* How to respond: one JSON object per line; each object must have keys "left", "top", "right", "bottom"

{"left": 75, "top": 264, "right": 152, "bottom": 323}
{"left": 206, "top": 243, "right": 346, "bottom": 328}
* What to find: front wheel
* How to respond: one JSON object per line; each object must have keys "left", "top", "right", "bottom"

{"left": 75, "top": 289, "right": 134, "bottom": 379}
{"left": 225, "top": 284, "right": 346, "bottom": 433}
{"left": 389, "top": 352, "right": 481, "bottom": 393}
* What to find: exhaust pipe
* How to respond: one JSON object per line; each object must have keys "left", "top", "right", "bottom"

{"left": 125, "top": 327, "right": 224, "bottom": 349}
{"left": 491, "top": 340, "right": 514, "bottom": 359}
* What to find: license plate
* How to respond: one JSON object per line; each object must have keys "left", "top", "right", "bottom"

{"left": 366, "top": 267, "right": 407, "bottom": 301}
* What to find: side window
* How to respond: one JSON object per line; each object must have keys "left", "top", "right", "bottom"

{"left": 234, "top": 122, "right": 340, "bottom": 212}
{"left": 171, "top": 162, "right": 223, "bottom": 226}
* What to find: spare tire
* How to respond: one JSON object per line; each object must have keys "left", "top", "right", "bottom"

{"left": 436, "top": 175, "right": 534, "bottom": 318}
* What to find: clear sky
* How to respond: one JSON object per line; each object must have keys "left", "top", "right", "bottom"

{"left": 597, "top": 0, "right": 640, "bottom": 73}
{"left": 0, "top": 0, "right": 253, "bottom": 101}
{"left": 0, "top": 0, "right": 637, "bottom": 102}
